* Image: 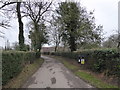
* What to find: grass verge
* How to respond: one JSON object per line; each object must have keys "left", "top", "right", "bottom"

{"left": 45, "top": 55, "right": 118, "bottom": 88}
{"left": 75, "top": 71, "right": 117, "bottom": 88}
{"left": 62, "top": 60, "right": 79, "bottom": 71}
{"left": 3, "top": 58, "right": 44, "bottom": 88}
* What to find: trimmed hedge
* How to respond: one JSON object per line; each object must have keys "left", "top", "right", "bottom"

{"left": 44, "top": 48, "right": 120, "bottom": 77}
{"left": 2, "top": 51, "right": 38, "bottom": 85}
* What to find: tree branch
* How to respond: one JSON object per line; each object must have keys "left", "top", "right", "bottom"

{"left": 0, "top": 2, "right": 16, "bottom": 9}
{"left": 37, "top": 2, "right": 52, "bottom": 23}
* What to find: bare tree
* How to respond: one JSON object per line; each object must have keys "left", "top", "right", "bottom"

{"left": 0, "top": 1, "right": 16, "bottom": 28}
{"left": 16, "top": 2, "right": 24, "bottom": 50}
{"left": 49, "top": 15, "right": 62, "bottom": 52}
{"left": 0, "top": 1, "right": 25, "bottom": 50}
{"left": 22, "top": 1, "right": 52, "bottom": 53}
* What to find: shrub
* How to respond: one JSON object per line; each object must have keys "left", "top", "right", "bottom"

{"left": 42, "top": 52, "right": 50, "bottom": 55}
{"left": 44, "top": 48, "right": 120, "bottom": 77}
{"left": 2, "top": 51, "right": 37, "bottom": 85}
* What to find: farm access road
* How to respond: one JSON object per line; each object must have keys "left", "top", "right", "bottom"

{"left": 23, "top": 55, "right": 94, "bottom": 88}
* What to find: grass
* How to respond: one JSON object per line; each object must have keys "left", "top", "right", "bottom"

{"left": 62, "top": 60, "right": 79, "bottom": 71}
{"left": 75, "top": 71, "right": 117, "bottom": 88}
{"left": 46, "top": 55, "right": 118, "bottom": 88}
{"left": 3, "top": 58, "right": 44, "bottom": 88}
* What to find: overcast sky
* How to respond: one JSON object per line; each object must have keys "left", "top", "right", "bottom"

{"left": 0, "top": 0, "right": 119, "bottom": 47}
{"left": 81, "top": 0, "right": 119, "bottom": 35}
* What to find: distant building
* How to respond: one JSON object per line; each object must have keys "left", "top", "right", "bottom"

{"left": 41, "top": 46, "right": 70, "bottom": 52}
{"left": 41, "top": 47, "right": 55, "bottom": 52}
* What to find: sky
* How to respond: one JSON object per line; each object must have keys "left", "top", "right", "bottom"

{"left": 0, "top": 0, "right": 119, "bottom": 48}
{"left": 81, "top": 0, "right": 119, "bottom": 36}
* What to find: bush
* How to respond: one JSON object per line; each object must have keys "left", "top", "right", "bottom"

{"left": 36, "top": 51, "right": 41, "bottom": 58}
{"left": 44, "top": 48, "right": 120, "bottom": 77}
{"left": 42, "top": 52, "right": 50, "bottom": 55}
{"left": 2, "top": 51, "right": 37, "bottom": 85}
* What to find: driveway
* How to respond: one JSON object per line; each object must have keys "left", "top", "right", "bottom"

{"left": 23, "top": 55, "right": 94, "bottom": 88}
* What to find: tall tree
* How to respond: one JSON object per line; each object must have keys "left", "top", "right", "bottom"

{"left": 56, "top": 2, "right": 103, "bottom": 51}
{"left": 103, "top": 34, "right": 119, "bottom": 48}
{"left": 23, "top": 1, "right": 52, "bottom": 53}
{"left": 0, "top": 1, "right": 25, "bottom": 51}
{"left": 16, "top": 2, "right": 24, "bottom": 51}
{"left": 28, "top": 21, "right": 48, "bottom": 51}
{"left": 49, "top": 15, "right": 62, "bottom": 52}
{"left": 56, "top": 2, "right": 80, "bottom": 52}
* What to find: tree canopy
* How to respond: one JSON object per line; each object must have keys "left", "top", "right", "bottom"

{"left": 55, "top": 2, "right": 103, "bottom": 51}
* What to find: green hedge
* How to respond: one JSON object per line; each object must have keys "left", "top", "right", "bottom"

{"left": 2, "top": 51, "right": 37, "bottom": 85}
{"left": 44, "top": 48, "right": 120, "bottom": 77}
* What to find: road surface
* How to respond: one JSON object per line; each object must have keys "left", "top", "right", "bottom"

{"left": 23, "top": 55, "right": 94, "bottom": 88}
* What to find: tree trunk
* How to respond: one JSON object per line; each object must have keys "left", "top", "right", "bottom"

{"left": 16, "top": 2, "right": 24, "bottom": 51}
{"left": 69, "top": 33, "right": 76, "bottom": 52}
{"left": 117, "top": 34, "right": 120, "bottom": 49}
{"left": 34, "top": 22, "right": 41, "bottom": 58}
{"left": 55, "top": 46, "right": 57, "bottom": 52}
{"left": 55, "top": 43, "right": 58, "bottom": 52}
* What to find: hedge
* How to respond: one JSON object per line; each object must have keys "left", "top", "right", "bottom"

{"left": 2, "top": 51, "right": 38, "bottom": 85}
{"left": 43, "top": 48, "right": 120, "bottom": 77}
